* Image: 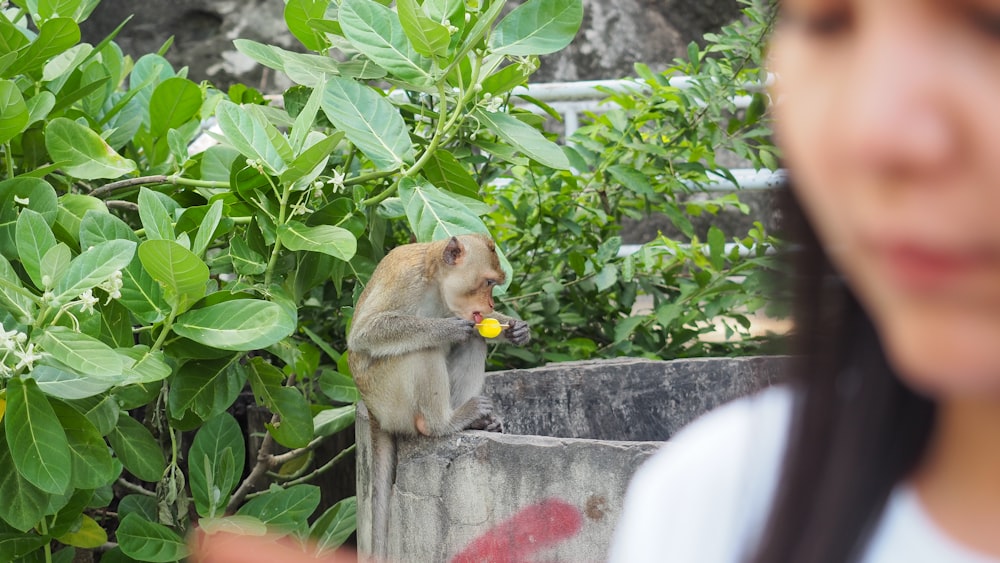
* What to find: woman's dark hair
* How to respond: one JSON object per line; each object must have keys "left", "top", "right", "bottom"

{"left": 750, "top": 186, "right": 937, "bottom": 562}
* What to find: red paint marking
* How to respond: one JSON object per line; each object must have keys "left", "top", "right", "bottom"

{"left": 450, "top": 498, "right": 583, "bottom": 563}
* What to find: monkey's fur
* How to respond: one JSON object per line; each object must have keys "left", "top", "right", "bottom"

{"left": 348, "top": 233, "right": 530, "bottom": 437}
{"left": 349, "top": 235, "right": 530, "bottom": 559}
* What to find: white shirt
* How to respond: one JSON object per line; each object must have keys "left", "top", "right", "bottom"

{"left": 608, "top": 386, "right": 999, "bottom": 563}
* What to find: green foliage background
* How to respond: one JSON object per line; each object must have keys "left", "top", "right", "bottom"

{"left": 0, "top": 0, "right": 779, "bottom": 560}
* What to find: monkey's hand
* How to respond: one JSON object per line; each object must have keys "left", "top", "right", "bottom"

{"left": 444, "top": 317, "right": 477, "bottom": 341}
{"left": 504, "top": 319, "right": 531, "bottom": 346}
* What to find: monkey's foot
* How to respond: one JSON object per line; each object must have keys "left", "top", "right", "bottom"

{"left": 467, "top": 412, "right": 504, "bottom": 433}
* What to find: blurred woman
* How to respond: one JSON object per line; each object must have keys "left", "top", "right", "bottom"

{"left": 610, "top": 1, "right": 1000, "bottom": 561}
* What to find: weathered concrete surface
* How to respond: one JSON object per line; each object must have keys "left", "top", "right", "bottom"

{"left": 487, "top": 357, "right": 784, "bottom": 441}
{"left": 357, "top": 356, "right": 787, "bottom": 562}
{"left": 80, "top": 0, "right": 742, "bottom": 92}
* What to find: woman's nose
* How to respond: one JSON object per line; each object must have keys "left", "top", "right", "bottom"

{"left": 841, "top": 23, "right": 958, "bottom": 175}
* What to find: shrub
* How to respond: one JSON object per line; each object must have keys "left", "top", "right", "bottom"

{"left": 0, "top": 0, "right": 584, "bottom": 559}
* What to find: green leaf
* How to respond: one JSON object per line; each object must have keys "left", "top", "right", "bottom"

{"left": 284, "top": 0, "right": 331, "bottom": 52}
{"left": 280, "top": 131, "right": 342, "bottom": 188}
{"left": 51, "top": 400, "right": 116, "bottom": 490}
{"left": 0, "top": 431, "right": 49, "bottom": 532}
{"left": 318, "top": 369, "right": 360, "bottom": 403}
{"left": 5, "top": 18, "right": 80, "bottom": 76}
{"left": 137, "top": 239, "right": 209, "bottom": 313}
{"left": 191, "top": 199, "right": 223, "bottom": 258}
{"left": 708, "top": 225, "right": 726, "bottom": 270}
{"left": 0, "top": 79, "right": 28, "bottom": 144}
{"left": 137, "top": 187, "right": 175, "bottom": 241}
{"left": 339, "top": 0, "right": 435, "bottom": 87}
{"left": 44, "top": 117, "right": 137, "bottom": 179}
{"left": 0, "top": 177, "right": 59, "bottom": 261}
{"left": 189, "top": 413, "right": 245, "bottom": 518}
{"left": 52, "top": 193, "right": 104, "bottom": 248}
{"left": 52, "top": 239, "right": 136, "bottom": 307}
{"left": 248, "top": 358, "right": 313, "bottom": 448}
{"left": 215, "top": 100, "right": 286, "bottom": 176}
{"left": 66, "top": 394, "right": 120, "bottom": 436}
{"left": 608, "top": 164, "right": 654, "bottom": 195}
{"left": 0, "top": 533, "right": 50, "bottom": 559}
{"left": 397, "top": 0, "right": 451, "bottom": 57}
{"left": 38, "top": 326, "right": 124, "bottom": 378}
{"left": 57, "top": 514, "right": 107, "bottom": 549}
{"left": 26, "top": 90, "right": 56, "bottom": 125}
{"left": 15, "top": 209, "right": 56, "bottom": 289}
{"left": 117, "top": 514, "right": 190, "bottom": 562}
{"left": 4, "top": 378, "right": 72, "bottom": 494}
{"left": 310, "top": 497, "right": 358, "bottom": 554}
{"left": 489, "top": 0, "right": 583, "bottom": 56}
{"left": 149, "top": 77, "right": 203, "bottom": 138}
{"left": 173, "top": 299, "right": 296, "bottom": 351}
{"left": 119, "top": 346, "right": 172, "bottom": 385}
{"left": 236, "top": 484, "right": 321, "bottom": 531}
{"left": 228, "top": 236, "right": 267, "bottom": 276}
{"left": 321, "top": 76, "right": 414, "bottom": 170}
{"left": 278, "top": 221, "right": 357, "bottom": 261}
{"left": 30, "top": 364, "right": 117, "bottom": 399}
{"left": 120, "top": 257, "right": 169, "bottom": 324}
{"left": 167, "top": 356, "right": 245, "bottom": 424}
{"left": 40, "top": 243, "right": 71, "bottom": 296}
{"left": 422, "top": 150, "right": 481, "bottom": 200}
{"left": 472, "top": 109, "right": 570, "bottom": 170}
{"left": 106, "top": 414, "right": 165, "bottom": 482}
{"left": 398, "top": 177, "right": 489, "bottom": 242}
{"left": 0, "top": 261, "right": 34, "bottom": 323}
{"left": 313, "top": 405, "right": 355, "bottom": 437}
{"left": 79, "top": 209, "right": 138, "bottom": 247}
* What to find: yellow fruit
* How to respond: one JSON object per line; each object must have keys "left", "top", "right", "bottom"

{"left": 477, "top": 317, "right": 503, "bottom": 338}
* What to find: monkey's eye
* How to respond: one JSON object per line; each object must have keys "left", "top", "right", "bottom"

{"left": 485, "top": 278, "right": 498, "bottom": 288}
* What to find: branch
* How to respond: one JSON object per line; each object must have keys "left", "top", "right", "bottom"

{"left": 281, "top": 444, "right": 356, "bottom": 488}
{"left": 117, "top": 478, "right": 155, "bottom": 497}
{"left": 90, "top": 175, "right": 170, "bottom": 198}
{"left": 226, "top": 422, "right": 279, "bottom": 514}
{"left": 106, "top": 200, "right": 139, "bottom": 212}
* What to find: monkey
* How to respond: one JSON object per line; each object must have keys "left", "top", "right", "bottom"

{"left": 347, "top": 234, "right": 530, "bottom": 559}
{"left": 348, "top": 233, "right": 530, "bottom": 437}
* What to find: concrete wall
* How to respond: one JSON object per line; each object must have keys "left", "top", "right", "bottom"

{"left": 357, "top": 356, "right": 787, "bottom": 562}
{"left": 79, "top": 1, "right": 742, "bottom": 92}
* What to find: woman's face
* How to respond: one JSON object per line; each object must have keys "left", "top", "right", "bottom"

{"left": 771, "top": 0, "right": 1000, "bottom": 396}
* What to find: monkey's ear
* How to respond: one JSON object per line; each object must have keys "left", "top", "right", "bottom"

{"left": 443, "top": 236, "right": 464, "bottom": 265}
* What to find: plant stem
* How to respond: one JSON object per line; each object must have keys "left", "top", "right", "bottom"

{"left": 280, "top": 443, "right": 356, "bottom": 488}
{"left": 3, "top": 142, "right": 13, "bottom": 178}
{"left": 90, "top": 175, "right": 230, "bottom": 199}
{"left": 263, "top": 177, "right": 292, "bottom": 287}
{"left": 150, "top": 308, "right": 177, "bottom": 354}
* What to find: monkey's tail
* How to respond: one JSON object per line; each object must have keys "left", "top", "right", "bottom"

{"left": 369, "top": 418, "right": 397, "bottom": 563}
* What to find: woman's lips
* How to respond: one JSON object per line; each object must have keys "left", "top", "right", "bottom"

{"left": 879, "top": 243, "right": 990, "bottom": 292}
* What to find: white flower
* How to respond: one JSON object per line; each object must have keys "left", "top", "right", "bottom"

{"left": 78, "top": 289, "right": 99, "bottom": 313}
{"left": 13, "top": 342, "right": 43, "bottom": 371}
{"left": 0, "top": 326, "right": 20, "bottom": 351}
{"left": 326, "top": 169, "right": 346, "bottom": 192}
{"left": 13, "top": 195, "right": 29, "bottom": 206}
{"left": 483, "top": 95, "right": 504, "bottom": 113}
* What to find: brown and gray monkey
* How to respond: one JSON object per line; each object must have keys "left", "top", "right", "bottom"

{"left": 348, "top": 233, "right": 530, "bottom": 437}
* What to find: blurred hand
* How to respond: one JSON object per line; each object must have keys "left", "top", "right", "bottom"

{"left": 190, "top": 531, "right": 358, "bottom": 563}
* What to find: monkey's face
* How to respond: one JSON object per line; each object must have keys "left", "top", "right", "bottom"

{"left": 440, "top": 235, "right": 506, "bottom": 322}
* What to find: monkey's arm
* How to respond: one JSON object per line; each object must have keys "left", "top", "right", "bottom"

{"left": 350, "top": 312, "right": 475, "bottom": 357}
{"left": 484, "top": 312, "right": 530, "bottom": 346}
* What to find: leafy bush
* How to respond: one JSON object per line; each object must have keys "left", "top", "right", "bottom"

{"left": 484, "top": 0, "right": 784, "bottom": 366}
{"left": 0, "top": 0, "right": 584, "bottom": 560}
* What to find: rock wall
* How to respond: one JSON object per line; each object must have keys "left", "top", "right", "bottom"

{"left": 79, "top": 0, "right": 741, "bottom": 92}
